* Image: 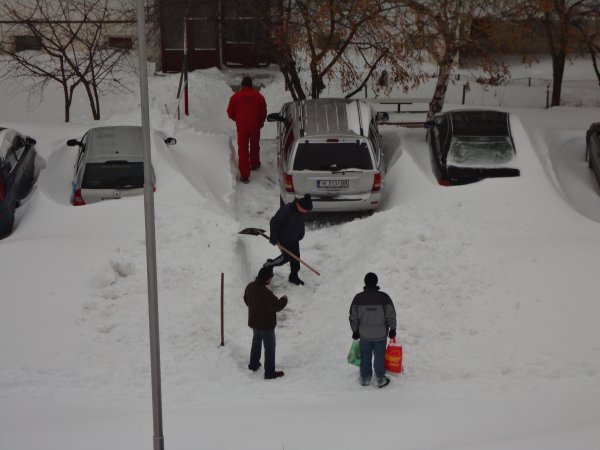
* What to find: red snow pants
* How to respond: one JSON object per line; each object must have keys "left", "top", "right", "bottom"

{"left": 237, "top": 129, "right": 261, "bottom": 179}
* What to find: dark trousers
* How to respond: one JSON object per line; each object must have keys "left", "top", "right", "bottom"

{"left": 249, "top": 328, "right": 276, "bottom": 376}
{"left": 263, "top": 241, "right": 300, "bottom": 275}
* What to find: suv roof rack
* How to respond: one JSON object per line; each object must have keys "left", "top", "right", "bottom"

{"left": 298, "top": 100, "right": 306, "bottom": 137}
{"left": 355, "top": 100, "right": 364, "bottom": 137}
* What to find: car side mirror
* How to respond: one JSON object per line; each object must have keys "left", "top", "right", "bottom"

{"left": 164, "top": 137, "right": 177, "bottom": 145}
{"left": 25, "top": 137, "right": 36, "bottom": 146}
{"left": 267, "top": 113, "right": 283, "bottom": 122}
{"left": 375, "top": 112, "right": 389, "bottom": 123}
{"left": 424, "top": 120, "right": 435, "bottom": 129}
{"left": 67, "top": 139, "right": 81, "bottom": 147}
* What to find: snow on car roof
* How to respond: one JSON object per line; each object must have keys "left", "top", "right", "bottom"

{"left": 86, "top": 126, "right": 144, "bottom": 162}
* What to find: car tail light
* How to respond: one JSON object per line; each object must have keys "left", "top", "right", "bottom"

{"left": 0, "top": 177, "right": 4, "bottom": 201}
{"left": 72, "top": 188, "right": 85, "bottom": 206}
{"left": 284, "top": 173, "right": 294, "bottom": 193}
{"left": 371, "top": 172, "right": 382, "bottom": 192}
{"left": 438, "top": 178, "right": 452, "bottom": 186}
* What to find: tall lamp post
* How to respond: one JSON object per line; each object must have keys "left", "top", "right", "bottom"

{"left": 135, "top": 1, "right": 164, "bottom": 449}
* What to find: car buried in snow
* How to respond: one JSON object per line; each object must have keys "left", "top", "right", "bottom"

{"left": 0, "top": 128, "right": 38, "bottom": 239}
{"left": 585, "top": 122, "right": 600, "bottom": 189}
{"left": 67, "top": 126, "right": 176, "bottom": 206}
{"left": 425, "top": 110, "right": 520, "bottom": 186}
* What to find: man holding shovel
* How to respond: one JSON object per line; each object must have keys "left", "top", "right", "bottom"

{"left": 263, "top": 194, "right": 313, "bottom": 285}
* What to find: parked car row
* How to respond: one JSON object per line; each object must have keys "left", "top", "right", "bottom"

{"left": 0, "top": 125, "right": 176, "bottom": 239}
{"left": 2, "top": 105, "right": 597, "bottom": 239}
{"left": 266, "top": 99, "right": 600, "bottom": 211}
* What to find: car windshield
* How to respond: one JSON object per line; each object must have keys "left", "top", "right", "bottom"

{"left": 82, "top": 162, "right": 144, "bottom": 189}
{"left": 447, "top": 136, "right": 515, "bottom": 167}
{"left": 293, "top": 142, "right": 373, "bottom": 171}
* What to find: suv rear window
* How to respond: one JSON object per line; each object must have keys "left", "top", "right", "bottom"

{"left": 82, "top": 162, "right": 144, "bottom": 189}
{"left": 293, "top": 142, "right": 373, "bottom": 171}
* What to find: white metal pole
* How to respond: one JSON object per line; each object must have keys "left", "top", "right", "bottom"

{"left": 135, "top": 1, "right": 164, "bottom": 449}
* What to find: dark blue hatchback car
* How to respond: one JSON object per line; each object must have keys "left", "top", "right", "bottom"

{"left": 425, "top": 110, "right": 520, "bottom": 186}
{"left": 0, "top": 128, "right": 38, "bottom": 239}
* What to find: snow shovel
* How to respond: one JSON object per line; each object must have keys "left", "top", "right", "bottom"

{"left": 239, "top": 227, "right": 320, "bottom": 276}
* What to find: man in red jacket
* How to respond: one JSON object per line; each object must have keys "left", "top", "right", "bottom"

{"left": 227, "top": 76, "right": 267, "bottom": 184}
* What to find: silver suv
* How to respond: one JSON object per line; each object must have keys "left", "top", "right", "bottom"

{"left": 267, "top": 98, "right": 388, "bottom": 212}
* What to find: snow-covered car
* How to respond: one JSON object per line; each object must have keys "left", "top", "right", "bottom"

{"left": 585, "top": 122, "right": 600, "bottom": 189}
{"left": 67, "top": 126, "right": 176, "bottom": 205}
{"left": 425, "top": 110, "right": 520, "bottom": 186}
{"left": 0, "top": 128, "right": 38, "bottom": 239}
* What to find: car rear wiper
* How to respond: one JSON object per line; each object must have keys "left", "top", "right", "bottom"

{"left": 331, "top": 168, "right": 364, "bottom": 174}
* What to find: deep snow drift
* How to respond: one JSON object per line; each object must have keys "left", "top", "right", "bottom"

{"left": 1, "top": 58, "right": 600, "bottom": 450}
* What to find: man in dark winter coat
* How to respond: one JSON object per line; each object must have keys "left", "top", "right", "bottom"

{"left": 227, "top": 76, "right": 267, "bottom": 184}
{"left": 349, "top": 272, "right": 397, "bottom": 388}
{"left": 244, "top": 266, "right": 288, "bottom": 379}
{"left": 263, "top": 194, "right": 312, "bottom": 285}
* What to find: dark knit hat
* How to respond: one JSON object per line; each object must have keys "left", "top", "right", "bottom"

{"left": 364, "top": 272, "right": 378, "bottom": 287}
{"left": 241, "top": 76, "right": 253, "bottom": 87}
{"left": 257, "top": 266, "right": 274, "bottom": 282}
{"left": 297, "top": 194, "right": 313, "bottom": 211}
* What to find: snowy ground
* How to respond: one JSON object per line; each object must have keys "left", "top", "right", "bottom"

{"left": 1, "top": 58, "right": 600, "bottom": 450}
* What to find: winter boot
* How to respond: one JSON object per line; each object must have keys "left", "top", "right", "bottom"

{"left": 288, "top": 274, "right": 304, "bottom": 285}
{"left": 248, "top": 362, "right": 262, "bottom": 372}
{"left": 360, "top": 376, "right": 372, "bottom": 387}
{"left": 377, "top": 377, "right": 390, "bottom": 388}
{"left": 264, "top": 370, "right": 285, "bottom": 380}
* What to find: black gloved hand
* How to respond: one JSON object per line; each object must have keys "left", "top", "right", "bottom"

{"left": 388, "top": 329, "right": 396, "bottom": 339}
{"left": 352, "top": 331, "right": 360, "bottom": 340}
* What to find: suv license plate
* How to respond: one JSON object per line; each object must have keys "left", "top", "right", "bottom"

{"left": 317, "top": 179, "right": 349, "bottom": 189}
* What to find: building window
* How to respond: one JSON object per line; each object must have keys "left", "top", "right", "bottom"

{"left": 108, "top": 37, "right": 133, "bottom": 50}
{"left": 191, "top": 18, "right": 217, "bottom": 50}
{"left": 14, "top": 35, "right": 42, "bottom": 52}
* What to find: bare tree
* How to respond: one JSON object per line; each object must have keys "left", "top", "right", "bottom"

{"left": 404, "top": 0, "right": 509, "bottom": 119}
{"left": 572, "top": 4, "right": 600, "bottom": 86}
{"left": 506, "top": 0, "right": 599, "bottom": 106}
{"left": 266, "top": 0, "right": 426, "bottom": 100}
{"left": 0, "top": 0, "right": 137, "bottom": 121}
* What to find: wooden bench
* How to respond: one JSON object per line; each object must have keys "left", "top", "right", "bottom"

{"left": 367, "top": 98, "right": 430, "bottom": 113}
